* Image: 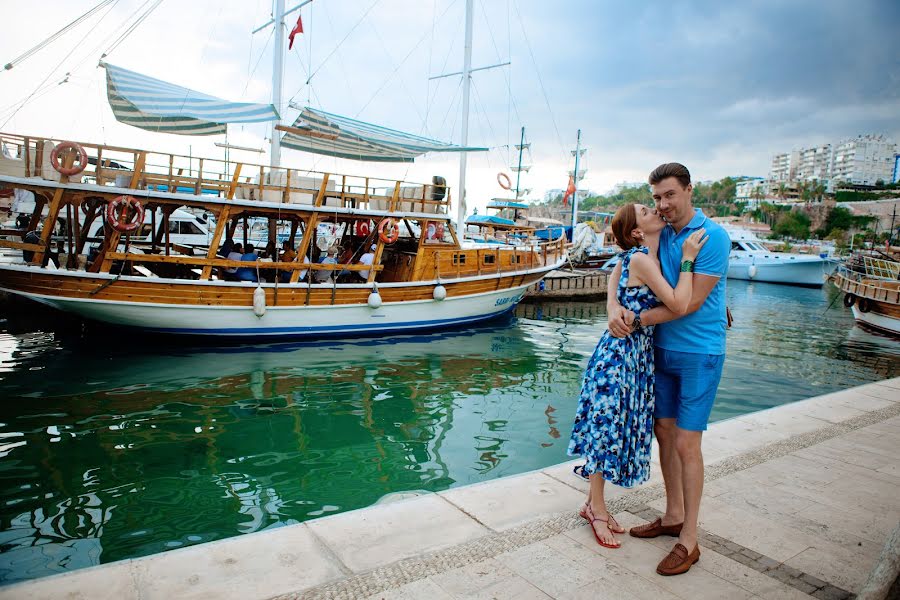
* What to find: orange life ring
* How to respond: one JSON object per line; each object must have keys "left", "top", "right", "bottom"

{"left": 105, "top": 195, "right": 145, "bottom": 234}
{"left": 50, "top": 141, "right": 88, "bottom": 176}
{"left": 497, "top": 172, "right": 512, "bottom": 190}
{"left": 377, "top": 217, "right": 399, "bottom": 244}
{"left": 356, "top": 220, "right": 371, "bottom": 237}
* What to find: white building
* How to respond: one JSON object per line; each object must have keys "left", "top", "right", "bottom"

{"left": 796, "top": 144, "right": 832, "bottom": 181}
{"left": 831, "top": 135, "right": 896, "bottom": 186}
{"left": 769, "top": 152, "right": 798, "bottom": 182}
{"left": 735, "top": 177, "right": 766, "bottom": 206}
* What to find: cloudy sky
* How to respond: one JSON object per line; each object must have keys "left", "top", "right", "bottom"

{"left": 1, "top": 0, "right": 898, "bottom": 214}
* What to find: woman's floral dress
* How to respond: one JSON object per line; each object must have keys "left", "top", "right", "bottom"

{"left": 567, "top": 246, "right": 659, "bottom": 488}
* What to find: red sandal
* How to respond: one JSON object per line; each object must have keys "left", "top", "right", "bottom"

{"left": 580, "top": 502, "right": 625, "bottom": 534}
{"left": 584, "top": 504, "right": 621, "bottom": 549}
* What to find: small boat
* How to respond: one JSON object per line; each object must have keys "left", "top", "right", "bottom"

{"left": 724, "top": 226, "right": 833, "bottom": 287}
{"left": 832, "top": 253, "right": 900, "bottom": 336}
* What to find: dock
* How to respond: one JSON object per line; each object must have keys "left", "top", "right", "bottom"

{"left": 524, "top": 269, "right": 609, "bottom": 300}
{"left": 2, "top": 378, "right": 898, "bottom": 600}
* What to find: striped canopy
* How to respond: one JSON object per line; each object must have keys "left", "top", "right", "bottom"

{"left": 103, "top": 63, "right": 279, "bottom": 136}
{"left": 281, "top": 107, "right": 488, "bottom": 162}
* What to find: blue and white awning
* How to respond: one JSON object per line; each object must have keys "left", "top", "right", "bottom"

{"left": 103, "top": 63, "right": 279, "bottom": 136}
{"left": 281, "top": 107, "right": 488, "bottom": 162}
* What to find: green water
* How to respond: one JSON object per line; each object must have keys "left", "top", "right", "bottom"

{"left": 0, "top": 280, "right": 897, "bottom": 584}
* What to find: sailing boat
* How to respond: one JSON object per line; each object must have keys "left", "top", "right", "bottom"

{"left": 0, "top": 3, "right": 565, "bottom": 338}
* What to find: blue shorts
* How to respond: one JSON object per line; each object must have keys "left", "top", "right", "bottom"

{"left": 654, "top": 347, "right": 725, "bottom": 431}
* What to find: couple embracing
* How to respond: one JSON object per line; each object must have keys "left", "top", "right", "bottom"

{"left": 567, "top": 162, "right": 730, "bottom": 576}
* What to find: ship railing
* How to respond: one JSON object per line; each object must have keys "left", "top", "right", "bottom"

{"left": 0, "top": 132, "right": 451, "bottom": 216}
{"left": 861, "top": 255, "right": 900, "bottom": 281}
{"left": 429, "top": 234, "right": 566, "bottom": 280}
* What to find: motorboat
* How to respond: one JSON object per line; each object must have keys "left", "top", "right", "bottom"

{"left": 724, "top": 226, "right": 833, "bottom": 287}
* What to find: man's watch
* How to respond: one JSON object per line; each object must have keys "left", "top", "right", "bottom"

{"left": 631, "top": 315, "right": 642, "bottom": 332}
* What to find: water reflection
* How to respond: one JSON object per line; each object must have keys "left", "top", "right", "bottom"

{"left": 0, "top": 281, "right": 897, "bottom": 584}
{"left": 0, "top": 318, "right": 575, "bottom": 583}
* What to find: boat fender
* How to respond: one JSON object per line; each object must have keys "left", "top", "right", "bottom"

{"left": 496, "top": 172, "right": 512, "bottom": 190}
{"left": 433, "top": 284, "right": 447, "bottom": 301}
{"left": 856, "top": 297, "right": 871, "bottom": 313}
{"left": 377, "top": 218, "right": 399, "bottom": 244}
{"left": 843, "top": 293, "right": 856, "bottom": 308}
{"left": 50, "top": 141, "right": 88, "bottom": 176}
{"left": 367, "top": 284, "right": 382, "bottom": 309}
{"left": 253, "top": 286, "right": 266, "bottom": 317}
{"left": 748, "top": 264, "right": 758, "bottom": 279}
{"left": 105, "top": 195, "right": 145, "bottom": 233}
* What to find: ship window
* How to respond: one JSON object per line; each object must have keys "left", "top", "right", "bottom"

{"left": 483, "top": 254, "right": 495, "bottom": 264}
{"left": 511, "top": 255, "right": 523, "bottom": 264}
{"left": 731, "top": 242, "right": 742, "bottom": 251}
{"left": 452, "top": 253, "right": 466, "bottom": 265}
{"left": 180, "top": 222, "right": 204, "bottom": 235}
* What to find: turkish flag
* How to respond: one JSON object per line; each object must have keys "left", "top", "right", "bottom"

{"left": 562, "top": 176, "right": 576, "bottom": 206}
{"left": 288, "top": 15, "right": 303, "bottom": 49}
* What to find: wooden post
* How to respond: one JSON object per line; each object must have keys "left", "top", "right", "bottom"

{"left": 201, "top": 206, "right": 231, "bottom": 280}
{"left": 291, "top": 213, "right": 318, "bottom": 283}
{"left": 24, "top": 136, "right": 31, "bottom": 178}
{"left": 65, "top": 202, "right": 75, "bottom": 268}
{"left": 76, "top": 203, "right": 99, "bottom": 255}
{"left": 33, "top": 187, "right": 65, "bottom": 265}
{"left": 390, "top": 181, "right": 401, "bottom": 212}
{"left": 96, "top": 148, "right": 104, "bottom": 185}
{"left": 196, "top": 158, "right": 204, "bottom": 194}
{"left": 93, "top": 229, "right": 122, "bottom": 273}
{"left": 168, "top": 154, "right": 174, "bottom": 191}
{"left": 71, "top": 199, "right": 82, "bottom": 260}
{"left": 129, "top": 152, "right": 147, "bottom": 189}
{"left": 282, "top": 169, "right": 291, "bottom": 204}
{"left": 150, "top": 207, "right": 157, "bottom": 253}
{"left": 313, "top": 174, "right": 331, "bottom": 207}
{"left": 242, "top": 215, "right": 248, "bottom": 246}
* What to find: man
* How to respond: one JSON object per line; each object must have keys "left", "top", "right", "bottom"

{"left": 357, "top": 244, "right": 376, "bottom": 280}
{"left": 606, "top": 162, "right": 729, "bottom": 576}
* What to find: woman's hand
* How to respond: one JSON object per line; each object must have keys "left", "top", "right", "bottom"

{"left": 681, "top": 228, "right": 708, "bottom": 261}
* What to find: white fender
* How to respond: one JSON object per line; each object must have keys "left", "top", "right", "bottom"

{"left": 367, "top": 284, "right": 382, "bottom": 309}
{"left": 748, "top": 264, "right": 758, "bottom": 279}
{"left": 253, "top": 286, "right": 266, "bottom": 317}
{"left": 433, "top": 284, "right": 447, "bottom": 301}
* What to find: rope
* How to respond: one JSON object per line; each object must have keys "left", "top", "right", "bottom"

{"left": 102, "top": 0, "right": 165, "bottom": 58}
{"left": 305, "top": 0, "right": 381, "bottom": 85}
{"left": 3, "top": 0, "right": 116, "bottom": 71}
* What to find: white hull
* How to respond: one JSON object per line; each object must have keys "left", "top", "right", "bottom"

{"left": 850, "top": 305, "right": 900, "bottom": 336}
{"left": 12, "top": 280, "right": 533, "bottom": 337}
{"left": 727, "top": 256, "right": 831, "bottom": 287}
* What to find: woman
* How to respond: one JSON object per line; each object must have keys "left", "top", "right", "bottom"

{"left": 567, "top": 203, "right": 706, "bottom": 549}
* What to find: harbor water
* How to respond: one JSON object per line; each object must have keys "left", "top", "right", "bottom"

{"left": 0, "top": 280, "right": 897, "bottom": 584}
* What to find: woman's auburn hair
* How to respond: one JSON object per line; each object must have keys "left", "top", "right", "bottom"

{"left": 610, "top": 203, "right": 641, "bottom": 250}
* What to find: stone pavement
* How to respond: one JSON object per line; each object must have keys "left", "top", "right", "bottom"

{"left": 3, "top": 378, "right": 899, "bottom": 600}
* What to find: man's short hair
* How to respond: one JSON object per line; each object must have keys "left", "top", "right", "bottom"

{"left": 648, "top": 163, "right": 691, "bottom": 189}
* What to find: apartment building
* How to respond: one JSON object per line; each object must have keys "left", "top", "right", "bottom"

{"left": 831, "top": 135, "right": 896, "bottom": 186}
{"left": 769, "top": 135, "right": 896, "bottom": 188}
{"left": 796, "top": 144, "right": 832, "bottom": 181}
{"left": 770, "top": 152, "right": 798, "bottom": 182}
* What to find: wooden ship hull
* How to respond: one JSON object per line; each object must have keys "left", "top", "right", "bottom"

{"left": 832, "top": 256, "right": 900, "bottom": 337}
{"left": 0, "top": 133, "right": 565, "bottom": 338}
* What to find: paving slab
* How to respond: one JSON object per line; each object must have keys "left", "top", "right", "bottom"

{"left": 0, "top": 561, "right": 139, "bottom": 600}
{"left": 439, "top": 472, "right": 587, "bottom": 532}
{"left": 306, "top": 494, "right": 489, "bottom": 573}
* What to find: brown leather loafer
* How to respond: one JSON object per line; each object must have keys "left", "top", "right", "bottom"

{"left": 656, "top": 543, "right": 700, "bottom": 576}
{"left": 629, "top": 517, "right": 683, "bottom": 538}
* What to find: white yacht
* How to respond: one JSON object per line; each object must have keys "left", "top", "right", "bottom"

{"left": 725, "top": 226, "right": 833, "bottom": 287}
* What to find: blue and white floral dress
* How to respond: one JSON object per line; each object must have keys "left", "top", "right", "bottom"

{"left": 567, "top": 246, "right": 659, "bottom": 488}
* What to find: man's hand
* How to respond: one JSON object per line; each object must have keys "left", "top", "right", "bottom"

{"left": 607, "top": 304, "right": 634, "bottom": 338}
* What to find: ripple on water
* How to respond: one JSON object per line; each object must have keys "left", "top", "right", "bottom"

{"left": 0, "top": 282, "right": 897, "bottom": 584}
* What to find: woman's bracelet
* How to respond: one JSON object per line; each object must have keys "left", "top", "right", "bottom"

{"left": 680, "top": 259, "right": 694, "bottom": 272}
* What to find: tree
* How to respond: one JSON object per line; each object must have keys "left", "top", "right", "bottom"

{"left": 772, "top": 210, "right": 811, "bottom": 239}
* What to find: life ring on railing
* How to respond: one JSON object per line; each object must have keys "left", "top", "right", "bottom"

{"left": 856, "top": 297, "right": 871, "bottom": 313}
{"left": 50, "top": 141, "right": 88, "bottom": 176}
{"left": 378, "top": 217, "right": 400, "bottom": 244}
{"left": 497, "top": 172, "right": 512, "bottom": 190}
{"left": 842, "top": 293, "right": 856, "bottom": 308}
{"left": 356, "top": 220, "right": 371, "bottom": 237}
{"left": 105, "top": 195, "right": 145, "bottom": 234}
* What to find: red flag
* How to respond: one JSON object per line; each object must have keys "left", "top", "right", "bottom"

{"left": 562, "top": 176, "right": 576, "bottom": 206}
{"left": 288, "top": 15, "right": 303, "bottom": 49}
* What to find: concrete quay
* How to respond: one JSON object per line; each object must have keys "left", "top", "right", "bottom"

{"left": 2, "top": 378, "right": 899, "bottom": 600}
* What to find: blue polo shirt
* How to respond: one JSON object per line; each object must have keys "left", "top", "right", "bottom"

{"left": 656, "top": 208, "right": 730, "bottom": 355}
